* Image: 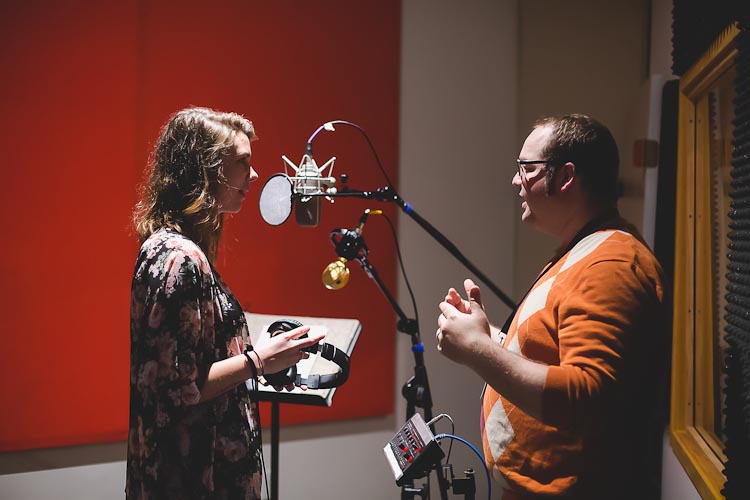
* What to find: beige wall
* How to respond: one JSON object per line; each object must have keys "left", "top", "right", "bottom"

{"left": 398, "top": 1, "right": 519, "bottom": 498}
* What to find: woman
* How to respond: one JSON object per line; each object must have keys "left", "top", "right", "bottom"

{"left": 127, "top": 107, "right": 323, "bottom": 499}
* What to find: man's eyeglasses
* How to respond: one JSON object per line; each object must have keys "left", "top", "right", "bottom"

{"left": 516, "top": 159, "right": 550, "bottom": 181}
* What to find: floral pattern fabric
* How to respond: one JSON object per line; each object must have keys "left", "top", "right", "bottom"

{"left": 127, "top": 229, "right": 261, "bottom": 499}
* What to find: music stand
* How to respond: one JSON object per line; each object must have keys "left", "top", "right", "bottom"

{"left": 244, "top": 312, "right": 362, "bottom": 500}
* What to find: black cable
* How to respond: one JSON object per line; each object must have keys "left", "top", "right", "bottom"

{"left": 378, "top": 212, "right": 419, "bottom": 329}
{"left": 260, "top": 435, "right": 270, "bottom": 500}
{"left": 245, "top": 379, "right": 269, "bottom": 500}
{"left": 308, "top": 120, "right": 395, "bottom": 188}
{"left": 256, "top": 400, "right": 270, "bottom": 500}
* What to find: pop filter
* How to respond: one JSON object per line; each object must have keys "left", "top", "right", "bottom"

{"left": 259, "top": 173, "right": 294, "bottom": 226}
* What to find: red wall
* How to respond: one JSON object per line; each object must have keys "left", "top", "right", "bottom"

{"left": 0, "top": 0, "right": 400, "bottom": 452}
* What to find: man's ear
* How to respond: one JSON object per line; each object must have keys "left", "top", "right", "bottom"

{"left": 558, "top": 162, "right": 576, "bottom": 192}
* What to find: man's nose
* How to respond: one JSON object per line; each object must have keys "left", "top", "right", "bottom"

{"left": 512, "top": 171, "right": 521, "bottom": 186}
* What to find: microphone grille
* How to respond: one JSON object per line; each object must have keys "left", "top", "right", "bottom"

{"left": 322, "top": 259, "right": 350, "bottom": 290}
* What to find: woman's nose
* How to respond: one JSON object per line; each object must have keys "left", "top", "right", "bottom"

{"left": 248, "top": 167, "right": 259, "bottom": 183}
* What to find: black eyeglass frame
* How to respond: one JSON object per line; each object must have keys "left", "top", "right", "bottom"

{"left": 516, "top": 159, "right": 552, "bottom": 180}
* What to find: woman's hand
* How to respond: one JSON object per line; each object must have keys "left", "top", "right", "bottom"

{"left": 253, "top": 326, "right": 326, "bottom": 391}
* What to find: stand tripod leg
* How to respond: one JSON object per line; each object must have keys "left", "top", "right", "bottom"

{"left": 357, "top": 256, "right": 451, "bottom": 500}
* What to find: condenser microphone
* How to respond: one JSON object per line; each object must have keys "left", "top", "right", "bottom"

{"left": 293, "top": 152, "right": 324, "bottom": 227}
{"left": 258, "top": 147, "right": 337, "bottom": 227}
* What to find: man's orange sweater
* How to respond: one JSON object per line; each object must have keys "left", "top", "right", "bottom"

{"left": 482, "top": 219, "right": 669, "bottom": 499}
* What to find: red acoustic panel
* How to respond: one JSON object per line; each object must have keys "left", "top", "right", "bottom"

{"left": 0, "top": 0, "right": 400, "bottom": 452}
{"left": 0, "top": 1, "right": 139, "bottom": 451}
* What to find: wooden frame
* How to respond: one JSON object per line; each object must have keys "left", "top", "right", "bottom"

{"left": 671, "top": 24, "right": 739, "bottom": 500}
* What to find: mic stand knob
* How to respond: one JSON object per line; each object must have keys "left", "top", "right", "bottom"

{"left": 397, "top": 318, "right": 418, "bottom": 334}
{"left": 402, "top": 376, "right": 427, "bottom": 413}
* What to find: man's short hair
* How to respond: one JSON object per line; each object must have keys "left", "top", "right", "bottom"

{"left": 534, "top": 114, "right": 620, "bottom": 205}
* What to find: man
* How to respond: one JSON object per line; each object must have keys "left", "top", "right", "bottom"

{"left": 436, "top": 114, "right": 669, "bottom": 500}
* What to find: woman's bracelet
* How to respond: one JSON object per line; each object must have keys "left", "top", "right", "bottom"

{"left": 243, "top": 346, "right": 259, "bottom": 379}
{"left": 250, "top": 349, "right": 264, "bottom": 376}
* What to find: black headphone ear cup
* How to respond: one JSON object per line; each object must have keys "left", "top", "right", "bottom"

{"left": 263, "top": 364, "right": 296, "bottom": 386}
{"left": 268, "top": 319, "right": 304, "bottom": 333}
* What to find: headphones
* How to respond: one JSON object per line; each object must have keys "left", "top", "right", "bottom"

{"left": 261, "top": 319, "right": 351, "bottom": 390}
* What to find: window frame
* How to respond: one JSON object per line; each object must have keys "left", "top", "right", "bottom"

{"left": 671, "top": 23, "right": 739, "bottom": 500}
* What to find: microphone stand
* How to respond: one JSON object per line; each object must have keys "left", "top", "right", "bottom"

{"left": 351, "top": 249, "right": 450, "bottom": 500}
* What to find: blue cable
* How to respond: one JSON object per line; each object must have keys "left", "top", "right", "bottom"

{"left": 435, "top": 433, "right": 491, "bottom": 500}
